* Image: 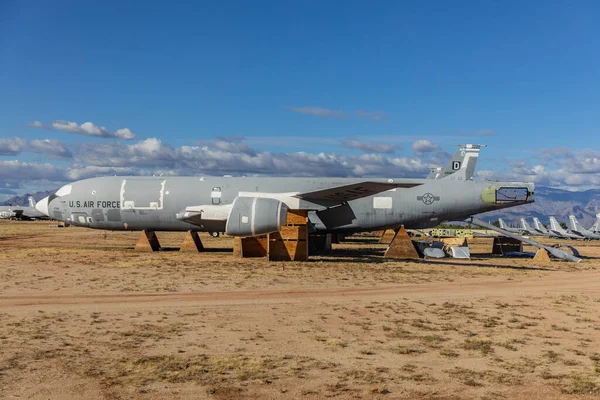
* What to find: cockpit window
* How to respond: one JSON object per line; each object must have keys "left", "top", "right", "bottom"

{"left": 55, "top": 184, "right": 72, "bottom": 196}
{"left": 496, "top": 187, "right": 529, "bottom": 204}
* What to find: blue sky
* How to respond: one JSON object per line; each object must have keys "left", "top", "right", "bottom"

{"left": 1, "top": 1, "right": 600, "bottom": 198}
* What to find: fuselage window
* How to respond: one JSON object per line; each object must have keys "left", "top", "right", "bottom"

{"left": 211, "top": 187, "right": 222, "bottom": 204}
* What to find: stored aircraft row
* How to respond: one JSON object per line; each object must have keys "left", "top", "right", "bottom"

{"left": 0, "top": 197, "right": 49, "bottom": 220}
{"left": 499, "top": 214, "right": 600, "bottom": 240}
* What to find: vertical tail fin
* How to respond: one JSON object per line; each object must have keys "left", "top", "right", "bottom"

{"left": 568, "top": 215, "right": 580, "bottom": 232}
{"left": 28, "top": 196, "right": 36, "bottom": 208}
{"left": 520, "top": 218, "right": 532, "bottom": 232}
{"left": 549, "top": 216, "right": 565, "bottom": 233}
{"left": 426, "top": 167, "right": 443, "bottom": 179}
{"left": 533, "top": 217, "right": 545, "bottom": 232}
{"left": 498, "top": 218, "right": 507, "bottom": 229}
{"left": 428, "top": 144, "right": 485, "bottom": 180}
{"left": 591, "top": 213, "right": 600, "bottom": 233}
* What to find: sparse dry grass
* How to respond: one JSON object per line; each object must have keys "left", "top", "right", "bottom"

{"left": 2, "top": 220, "right": 600, "bottom": 399}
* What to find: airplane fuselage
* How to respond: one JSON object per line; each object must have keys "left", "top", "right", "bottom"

{"left": 0, "top": 206, "right": 47, "bottom": 220}
{"left": 41, "top": 176, "right": 535, "bottom": 234}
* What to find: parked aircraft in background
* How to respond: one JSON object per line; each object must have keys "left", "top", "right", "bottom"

{"left": 520, "top": 218, "right": 543, "bottom": 236}
{"left": 0, "top": 197, "right": 49, "bottom": 220}
{"left": 0, "top": 209, "right": 16, "bottom": 219}
{"left": 568, "top": 215, "right": 600, "bottom": 240}
{"left": 589, "top": 213, "right": 600, "bottom": 233}
{"left": 498, "top": 218, "right": 523, "bottom": 234}
{"left": 549, "top": 216, "right": 583, "bottom": 240}
{"left": 35, "top": 175, "right": 535, "bottom": 236}
{"left": 427, "top": 144, "right": 484, "bottom": 180}
{"left": 532, "top": 217, "right": 554, "bottom": 236}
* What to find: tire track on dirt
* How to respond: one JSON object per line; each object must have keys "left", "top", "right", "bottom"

{"left": 2, "top": 271, "right": 599, "bottom": 310}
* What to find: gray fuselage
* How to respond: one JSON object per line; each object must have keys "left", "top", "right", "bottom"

{"left": 42, "top": 176, "right": 535, "bottom": 234}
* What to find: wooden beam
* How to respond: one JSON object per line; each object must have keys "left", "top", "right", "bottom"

{"left": 135, "top": 230, "right": 161, "bottom": 252}
{"left": 180, "top": 231, "right": 205, "bottom": 252}
{"left": 233, "top": 236, "right": 268, "bottom": 258}
{"left": 268, "top": 210, "right": 308, "bottom": 261}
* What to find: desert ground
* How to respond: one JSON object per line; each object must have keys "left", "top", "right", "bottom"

{"left": 1, "top": 220, "right": 600, "bottom": 399}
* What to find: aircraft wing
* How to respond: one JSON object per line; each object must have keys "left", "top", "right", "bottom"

{"left": 294, "top": 181, "right": 421, "bottom": 202}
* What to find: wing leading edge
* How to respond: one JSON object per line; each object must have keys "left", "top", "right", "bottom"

{"left": 294, "top": 181, "right": 421, "bottom": 203}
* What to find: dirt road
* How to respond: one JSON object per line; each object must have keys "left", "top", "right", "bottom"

{"left": 1, "top": 221, "right": 600, "bottom": 399}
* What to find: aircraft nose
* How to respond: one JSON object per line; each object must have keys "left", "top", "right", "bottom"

{"left": 36, "top": 196, "right": 50, "bottom": 217}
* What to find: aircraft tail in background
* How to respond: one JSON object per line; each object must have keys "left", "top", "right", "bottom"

{"left": 590, "top": 213, "right": 600, "bottom": 233}
{"left": 549, "top": 216, "right": 566, "bottom": 233}
{"left": 498, "top": 218, "right": 522, "bottom": 234}
{"left": 549, "top": 216, "right": 582, "bottom": 239}
{"left": 520, "top": 218, "right": 539, "bottom": 235}
{"left": 568, "top": 215, "right": 600, "bottom": 240}
{"left": 568, "top": 215, "right": 584, "bottom": 233}
{"left": 28, "top": 196, "right": 36, "bottom": 208}
{"left": 427, "top": 144, "right": 485, "bottom": 180}
{"left": 533, "top": 217, "right": 551, "bottom": 235}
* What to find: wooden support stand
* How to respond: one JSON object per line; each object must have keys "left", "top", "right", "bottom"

{"left": 492, "top": 237, "right": 523, "bottom": 255}
{"left": 180, "top": 231, "right": 205, "bottom": 252}
{"left": 379, "top": 229, "right": 397, "bottom": 244}
{"left": 268, "top": 210, "right": 309, "bottom": 261}
{"left": 233, "top": 236, "right": 268, "bottom": 258}
{"left": 533, "top": 248, "right": 551, "bottom": 262}
{"left": 384, "top": 226, "right": 420, "bottom": 259}
{"left": 135, "top": 230, "right": 161, "bottom": 252}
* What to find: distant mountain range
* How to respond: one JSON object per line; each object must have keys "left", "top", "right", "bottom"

{"left": 3, "top": 186, "right": 599, "bottom": 230}
{"left": 0, "top": 190, "right": 55, "bottom": 207}
{"left": 479, "top": 186, "right": 600, "bottom": 228}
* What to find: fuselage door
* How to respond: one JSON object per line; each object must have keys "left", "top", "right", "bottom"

{"left": 120, "top": 179, "right": 166, "bottom": 210}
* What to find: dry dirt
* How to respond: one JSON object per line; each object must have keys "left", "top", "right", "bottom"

{"left": 1, "top": 220, "right": 600, "bottom": 399}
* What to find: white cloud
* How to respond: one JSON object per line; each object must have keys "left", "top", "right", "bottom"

{"left": 0, "top": 160, "right": 66, "bottom": 181}
{"left": 28, "top": 139, "right": 73, "bottom": 158}
{"left": 114, "top": 128, "right": 136, "bottom": 140}
{"left": 7, "top": 136, "right": 599, "bottom": 193}
{"left": 0, "top": 137, "right": 72, "bottom": 158}
{"left": 341, "top": 139, "right": 398, "bottom": 154}
{"left": 355, "top": 110, "right": 387, "bottom": 121}
{"left": 285, "top": 106, "right": 346, "bottom": 119}
{"left": 412, "top": 139, "right": 440, "bottom": 155}
{"left": 73, "top": 137, "right": 430, "bottom": 178}
{"left": 30, "top": 120, "right": 136, "bottom": 140}
{"left": 286, "top": 107, "right": 387, "bottom": 121}
{"left": 476, "top": 148, "right": 600, "bottom": 190}
{"left": 0, "top": 138, "right": 25, "bottom": 156}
